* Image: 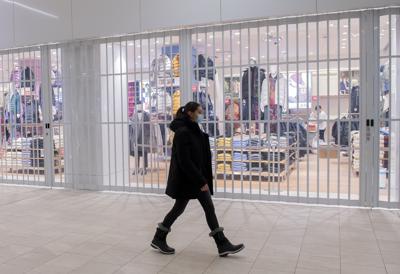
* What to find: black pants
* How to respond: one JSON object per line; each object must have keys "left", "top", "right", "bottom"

{"left": 162, "top": 190, "right": 219, "bottom": 231}
{"left": 319, "top": 129, "right": 325, "bottom": 141}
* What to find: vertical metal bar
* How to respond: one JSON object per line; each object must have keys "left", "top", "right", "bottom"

{"left": 337, "top": 18, "right": 341, "bottom": 203}
{"left": 105, "top": 41, "right": 111, "bottom": 190}
{"left": 119, "top": 38, "right": 126, "bottom": 191}
{"left": 346, "top": 17, "right": 351, "bottom": 202}
{"left": 41, "top": 46, "right": 55, "bottom": 187}
{"left": 387, "top": 13, "right": 392, "bottom": 203}
{"left": 296, "top": 22, "right": 300, "bottom": 200}
{"left": 266, "top": 24, "right": 271, "bottom": 197}
{"left": 306, "top": 21, "right": 310, "bottom": 200}
{"left": 285, "top": 23, "right": 290, "bottom": 199}
{"left": 147, "top": 36, "right": 153, "bottom": 192}
{"left": 316, "top": 20, "right": 320, "bottom": 202}
{"left": 126, "top": 38, "right": 130, "bottom": 190}
{"left": 257, "top": 24, "right": 262, "bottom": 198}
{"left": 327, "top": 20, "right": 331, "bottom": 200}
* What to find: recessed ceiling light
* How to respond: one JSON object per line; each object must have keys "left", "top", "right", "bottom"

{"left": 341, "top": 46, "right": 346, "bottom": 49}
{"left": 234, "top": 32, "right": 240, "bottom": 36}
{"left": 237, "top": 41, "right": 240, "bottom": 45}
{"left": 107, "top": 45, "right": 112, "bottom": 48}
{"left": 209, "top": 35, "right": 213, "bottom": 39}
{"left": 128, "top": 42, "right": 134, "bottom": 46}
{"left": 137, "top": 56, "right": 141, "bottom": 59}
{"left": 207, "top": 44, "right": 211, "bottom": 47}
{"left": 216, "top": 48, "right": 221, "bottom": 52}
{"left": 343, "top": 25, "right": 348, "bottom": 28}
{"left": 329, "top": 23, "right": 334, "bottom": 27}
{"left": 245, "top": 46, "right": 248, "bottom": 49}
{"left": 197, "top": 38, "right": 202, "bottom": 42}
{"left": 342, "top": 32, "right": 348, "bottom": 35}
{"left": 261, "top": 55, "right": 265, "bottom": 58}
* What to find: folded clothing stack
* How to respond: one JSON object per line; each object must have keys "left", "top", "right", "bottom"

{"left": 217, "top": 163, "right": 232, "bottom": 173}
{"left": 232, "top": 136, "right": 249, "bottom": 149}
{"left": 217, "top": 137, "right": 232, "bottom": 148}
{"left": 216, "top": 153, "right": 232, "bottom": 162}
{"left": 249, "top": 137, "right": 262, "bottom": 148}
{"left": 232, "top": 152, "right": 248, "bottom": 172}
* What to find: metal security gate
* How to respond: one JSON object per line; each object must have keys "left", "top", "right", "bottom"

{"left": 373, "top": 9, "right": 400, "bottom": 208}
{"left": 0, "top": 46, "right": 56, "bottom": 187}
{"left": 190, "top": 12, "right": 364, "bottom": 206}
{"left": 0, "top": 8, "right": 398, "bottom": 208}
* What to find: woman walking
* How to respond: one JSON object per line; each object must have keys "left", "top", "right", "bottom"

{"left": 151, "top": 101, "right": 244, "bottom": 257}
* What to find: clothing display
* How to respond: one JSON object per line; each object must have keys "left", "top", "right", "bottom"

{"left": 20, "top": 67, "right": 35, "bottom": 89}
{"left": 129, "top": 111, "right": 156, "bottom": 154}
{"left": 23, "top": 98, "right": 40, "bottom": 123}
{"left": 172, "top": 90, "right": 181, "bottom": 115}
{"left": 232, "top": 136, "right": 249, "bottom": 148}
{"left": 194, "top": 54, "right": 215, "bottom": 81}
{"left": 216, "top": 163, "right": 231, "bottom": 173}
{"left": 217, "top": 137, "right": 232, "bottom": 148}
{"left": 151, "top": 89, "right": 172, "bottom": 114}
{"left": 241, "top": 66, "right": 266, "bottom": 100}
{"left": 332, "top": 116, "right": 359, "bottom": 146}
{"left": 151, "top": 55, "right": 172, "bottom": 83}
{"left": 216, "top": 153, "right": 232, "bottom": 162}
{"left": 232, "top": 152, "right": 248, "bottom": 172}
{"left": 172, "top": 54, "right": 180, "bottom": 77}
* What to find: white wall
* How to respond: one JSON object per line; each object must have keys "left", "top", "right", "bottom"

{"left": 0, "top": 0, "right": 399, "bottom": 50}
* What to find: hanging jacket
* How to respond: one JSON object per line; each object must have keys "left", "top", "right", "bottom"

{"left": 166, "top": 117, "right": 213, "bottom": 199}
{"left": 172, "top": 54, "right": 180, "bottom": 77}
{"left": 23, "top": 99, "right": 40, "bottom": 123}
{"left": 20, "top": 67, "right": 35, "bottom": 89}
{"left": 129, "top": 111, "right": 156, "bottom": 154}
{"left": 193, "top": 90, "right": 214, "bottom": 119}
{"left": 150, "top": 55, "right": 172, "bottom": 83}
{"left": 194, "top": 54, "right": 215, "bottom": 81}
{"left": 241, "top": 66, "right": 266, "bottom": 100}
{"left": 9, "top": 92, "right": 21, "bottom": 114}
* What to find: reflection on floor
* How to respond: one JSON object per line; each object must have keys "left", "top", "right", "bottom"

{"left": 0, "top": 185, "right": 399, "bottom": 274}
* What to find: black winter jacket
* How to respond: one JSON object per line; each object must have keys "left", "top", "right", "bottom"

{"left": 165, "top": 117, "right": 213, "bottom": 199}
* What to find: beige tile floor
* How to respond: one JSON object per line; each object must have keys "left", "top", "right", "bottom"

{"left": 0, "top": 185, "right": 399, "bottom": 274}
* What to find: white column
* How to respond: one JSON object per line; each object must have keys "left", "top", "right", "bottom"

{"left": 62, "top": 41, "right": 104, "bottom": 190}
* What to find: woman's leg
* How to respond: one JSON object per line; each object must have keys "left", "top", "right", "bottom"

{"left": 198, "top": 191, "right": 244, "bottom": 256}
{"left": 161, "top": 198, "right": 189, "bottom": 228}
{"left": 197, "top": 191, "right": 219, "bottom": 231}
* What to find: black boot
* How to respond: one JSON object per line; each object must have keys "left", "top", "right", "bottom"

{"left": 210, "top": 227, "right": 245, "bottom": 257}
{"left": 151, "top": 223, "right": 175, "bottom": 255}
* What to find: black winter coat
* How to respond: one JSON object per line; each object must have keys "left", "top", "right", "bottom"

{"left": 166, "top": 117, "right": 213, "bottom": 199}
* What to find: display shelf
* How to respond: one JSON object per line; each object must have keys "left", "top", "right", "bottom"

{"left": 215, "top": 163, "right": 295, "bottom": 182}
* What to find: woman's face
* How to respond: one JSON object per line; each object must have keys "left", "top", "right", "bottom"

{"left": 188, "top": 106, "right": 203, "bottom": 122}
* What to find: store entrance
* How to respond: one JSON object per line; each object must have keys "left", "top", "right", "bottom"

{"left": 0, "top": 47, "right": 61, "bottom": 186}
{"left": 190, "top": 15, "right": 364, "bottom": 205}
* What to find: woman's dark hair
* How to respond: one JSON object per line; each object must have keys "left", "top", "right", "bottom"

{"left": 176, "top": 101, "right": 201, "bottom": 119}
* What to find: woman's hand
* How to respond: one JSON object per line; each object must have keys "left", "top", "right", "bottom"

{"left": 200, "top": 184, "right": 209, "bottom": 192}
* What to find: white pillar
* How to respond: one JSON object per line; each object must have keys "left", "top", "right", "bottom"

{"left": 62, "top": 41, "right": 104, "bottom": 190}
